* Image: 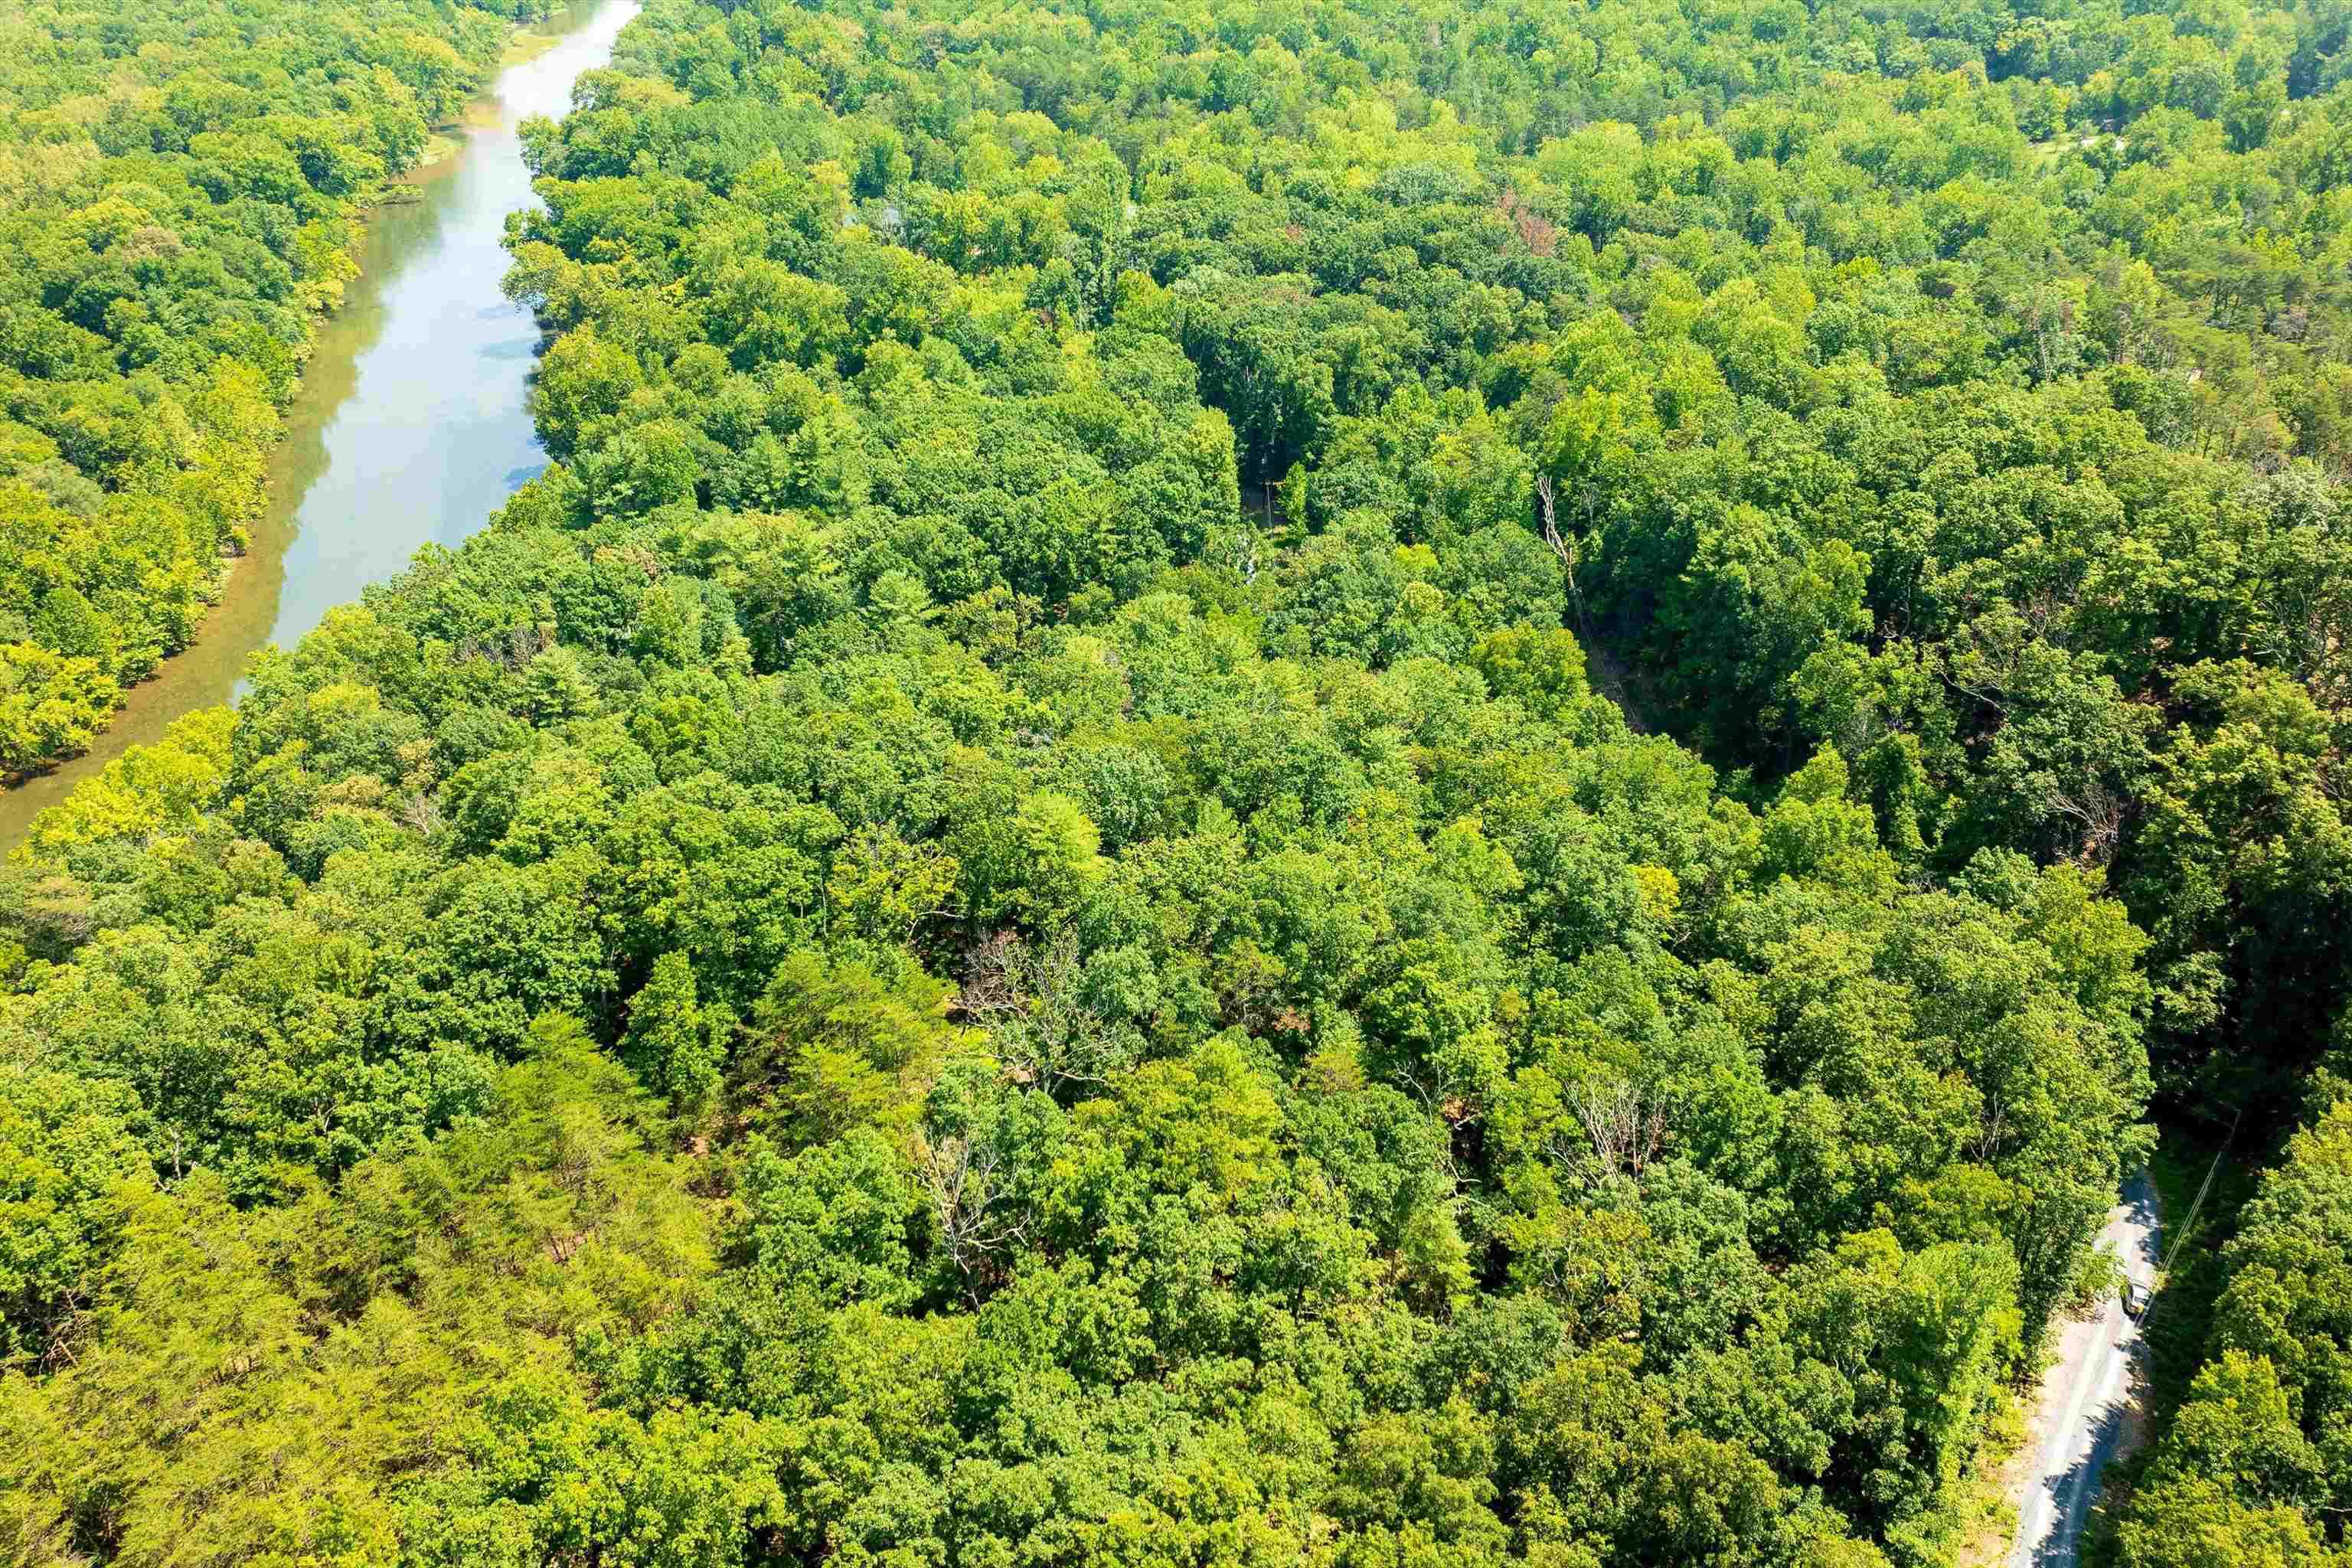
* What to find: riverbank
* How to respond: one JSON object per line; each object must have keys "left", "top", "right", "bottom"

{"left": 403, "top": 14, "right": 574, "bottom": 171}
{"left": 0, "top": 0, "right": 639, "bottom": 854}
{"left": 0, "top": 0, "right": 526, "bottom": 799}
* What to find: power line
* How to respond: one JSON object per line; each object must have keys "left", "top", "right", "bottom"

{"left": 2141, "top": 1107, "right": 2242, "bottom": 1332}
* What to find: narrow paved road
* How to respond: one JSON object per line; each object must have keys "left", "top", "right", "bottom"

{"left": 2010, "top": 1171, "right": 2163, "bottom": 1568}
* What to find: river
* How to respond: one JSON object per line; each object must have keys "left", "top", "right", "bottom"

{"left": 0, "top": 0, "right": 639, "bottom": 851}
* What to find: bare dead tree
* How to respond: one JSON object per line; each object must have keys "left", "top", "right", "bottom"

{"left": 398, "top": 792, "right": 444, "bottom": 838}
{"left": 1212, "top": 941, "right": 1291, "bottom": 1037}
{"left": 1975, "top": 1097, "right": 2009, "bottom": 1165}
{"left": 2042, "top": 772, "right": 2128, "bottom": 866}
{"left": 1537, "top": 472, "right": 1596, "bottom": 643}
{"left": 956, "top": 930, "right": 1026, "bottom": 1018}
{"left": 35, "top": 1284, "right": 92, "bottom": 1372}
{"left": 1230, "top": 519, "right": 1263, "bottom": 583}
{"left": 500, "top": 621, "right": 554, "bottom": 669}
{"left": 919, "top": 1132, "right": 1028, "bottom": 1305}
{"left": 1552, "top": 1080, "right": 1671, "bottom": 1187}
{"left": 956, "top": 928, "right": 1133, "bottom": 1096}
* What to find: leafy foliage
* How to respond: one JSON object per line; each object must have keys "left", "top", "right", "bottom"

{"left": 0, "top": 0, "right": 526, "bottom": 772}
{"left": 2118, "top": 1089, "right": 2352, "bottom": 1567}
{"left": 47, "top": 0, "right": 2352, "bottom": 1553}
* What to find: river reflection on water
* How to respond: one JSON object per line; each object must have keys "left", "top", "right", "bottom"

{"left": 0, "top": 0, "right": 639, "bottom": 849}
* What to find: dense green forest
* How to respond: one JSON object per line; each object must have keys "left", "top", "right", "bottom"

{"left": 10, "top": 0, "right": 2352, "bottom": 1560}
{"left": 0, "top": 0, "right": 531, "bottom": 773}
{"left": 2115, "top": 1082, "right": 2352, "bottom": 1565}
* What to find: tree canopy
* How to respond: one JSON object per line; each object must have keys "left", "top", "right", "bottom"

{"left": 23, "top": 0, "right": 2352, "bottom": 1557}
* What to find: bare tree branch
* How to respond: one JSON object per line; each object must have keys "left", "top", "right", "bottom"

{"left": 1554, "top": 1080, "right": 1671, "bottom": 1187}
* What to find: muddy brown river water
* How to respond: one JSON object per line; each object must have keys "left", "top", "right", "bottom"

{"left": 0, "top": 0, "right": 639, "bottom": 850}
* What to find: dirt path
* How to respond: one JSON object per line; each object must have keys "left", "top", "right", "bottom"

{"left": 2009, "top": 1172, "right": 2163, "bottom": 1568}
{"left": 1581, "top": 632, "right": 1651, "bottom": 733}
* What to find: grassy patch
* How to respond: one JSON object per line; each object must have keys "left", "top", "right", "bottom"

{"left": 1956, "top": 1389, "right": 2030, "bottom": 1566}
{"left": 502, "top": 25, "right": 564, "bottom": 67}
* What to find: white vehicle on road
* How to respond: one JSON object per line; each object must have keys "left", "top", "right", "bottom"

{"left": 2011, "top": 1174, "right": 2162, "bottom": 1568}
